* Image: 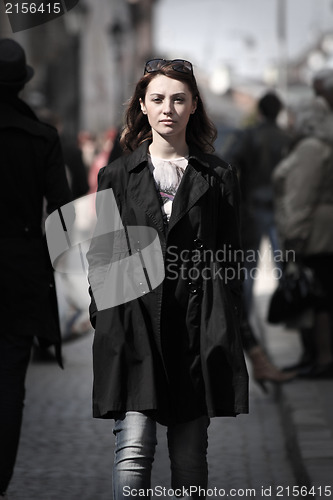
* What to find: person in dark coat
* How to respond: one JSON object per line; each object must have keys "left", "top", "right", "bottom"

{"left": 224, "top": 91, "right": 290, "bottom": 313}
{"left": 0, "top": 38, "right": 72, "bottom": 497}
{"left": 222, "top": 92, "right": 295, "bottom": 392}
{"left": 87, "top": 58, "right": 248, "bottom": 499}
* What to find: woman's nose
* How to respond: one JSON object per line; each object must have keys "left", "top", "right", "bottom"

{"left": 163, "top": 100, "right": 173, "bottom": 115}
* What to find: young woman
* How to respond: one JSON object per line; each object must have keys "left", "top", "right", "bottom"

{"left": 87, "top": 59, "right": 248, "bottom": 499}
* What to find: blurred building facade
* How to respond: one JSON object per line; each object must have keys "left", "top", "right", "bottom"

{"left": 0, "top": 0, "right": 156, "bottom": 137}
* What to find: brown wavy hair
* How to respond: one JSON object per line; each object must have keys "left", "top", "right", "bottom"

{"left": 120, "top": 61, "right": 217, "bottom": 153}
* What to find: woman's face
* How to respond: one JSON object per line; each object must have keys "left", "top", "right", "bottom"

{"left": 140, "top": 74, "right": 197, "bottom": 142}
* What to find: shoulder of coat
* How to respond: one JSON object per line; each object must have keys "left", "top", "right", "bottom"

{"left": 195, "top": 154, "right": 237, "bottom": 190}
{"left": 198, "top": 152, "right": 230, "bottom": 172}
{"left": 102, "top": 154, "right": 128, "bottom": 177}
{"left": 297, "top": 136, "right": 332, "bottom": 163}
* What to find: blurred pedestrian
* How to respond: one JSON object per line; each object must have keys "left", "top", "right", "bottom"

{"left": 279, "top": 68, "right": 333, "bottom": 372}
{"left": 313, "top": 68, "right": 333, "bottom": 110}
{"left": 87, "top": 58, "right": 248, "bottom": 499}
{"left": 273, "top": 96, "right": 333, "bottom": 378}
{"left": 36, "top": 108, "right": 90, "bottom": 199}
{"left": 59, "top": 129, "right": 90, "bottom": 200}
{"left": 223, "top": 92, "right": 294, "bottom": 389}
{"left": 78, "top": 130, "right": 97, "bottom": 171}
{"left": 224, "top": 91, "right": 290, "bottom": 314}
{"left": 88, "top": 128, "right": 119, "bottom": 194}
{"left": 0, "top": 38, "right": 72, "bottom": 497}
{"left": 31, "top": 108, "right": 90, "bottom": 353}
{"left": 107, "top": 126, "right": 123, "bottom": 164}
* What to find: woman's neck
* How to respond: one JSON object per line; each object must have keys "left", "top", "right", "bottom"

{"left": 149, "top": 134, "right": 189, "bottom": 160}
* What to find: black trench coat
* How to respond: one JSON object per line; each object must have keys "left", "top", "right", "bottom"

{"left": 0, "top": 97, "right": 72, "bottom": 358}
{"left": 87, "top": 140, "right": 249, "bottom": 424}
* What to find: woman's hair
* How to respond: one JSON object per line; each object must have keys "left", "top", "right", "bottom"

{"left": 120, "top": 62, "right": 217, "bottom": 153}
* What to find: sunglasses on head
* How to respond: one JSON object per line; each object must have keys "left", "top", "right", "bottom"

{"left": 144, "top": 58, "right": 193, "bottom": 75}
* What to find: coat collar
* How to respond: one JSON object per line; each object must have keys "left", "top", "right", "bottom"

{"left": 126, "top": 140, "right": 212, "bottom": 172}
{"left": 0, "top": 99, "right": 44, "bottom": 135}
{"left": 126, "top": 140, "right": 211, "bottom": 235}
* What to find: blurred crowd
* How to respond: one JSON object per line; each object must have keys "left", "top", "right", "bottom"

{"left": 222, "top": 68, "right": 333, "bottom": 382}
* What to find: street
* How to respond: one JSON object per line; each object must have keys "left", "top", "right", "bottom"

{"left": 9, "top": 325, "right": 297, "bottom": 499}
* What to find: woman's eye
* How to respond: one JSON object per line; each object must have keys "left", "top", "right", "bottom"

{"left": 174, "top": 98, "right": 184, "bottom": 102}
{"left": 152, "top": 98, "right": 162, "bottom": 102}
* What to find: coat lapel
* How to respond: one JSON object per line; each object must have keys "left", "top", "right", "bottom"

{"left": 168, "top": 161, "right": 209, "bottom": 233}
{"left": 127, "top": 162, "right": 165, "bottom": 233}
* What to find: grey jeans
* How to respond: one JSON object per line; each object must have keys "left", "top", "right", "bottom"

{"left": 112, "top": 411, "right": 210, "bottom": 499}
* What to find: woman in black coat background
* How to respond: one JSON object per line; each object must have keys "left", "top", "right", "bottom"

{"left": 87, "top": 58, "right": 248, "bottom": 499}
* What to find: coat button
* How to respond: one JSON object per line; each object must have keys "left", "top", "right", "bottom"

{"left": 194, "top": 238, "right": 203, "bottom": 249}
{"left": 188, "top": 281, "right": 201, "bottom": 294}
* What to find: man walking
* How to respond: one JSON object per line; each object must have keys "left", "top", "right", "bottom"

{"left": 0, "top": 38, "right": 72, "bottom": 498}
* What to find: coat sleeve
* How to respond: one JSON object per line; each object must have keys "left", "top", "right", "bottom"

{"left": 219, "top": 164, "right": 244, "bottom": 317}
{"left": 44, "top": 129, "right": 73, "bottom": 214}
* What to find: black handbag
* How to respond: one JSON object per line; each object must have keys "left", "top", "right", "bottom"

{"left": 267, "top": 262, "right": 323, "bottom": 324}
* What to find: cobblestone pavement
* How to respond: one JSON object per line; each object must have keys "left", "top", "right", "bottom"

{"left": 8, "top": 325, "right": 298, "bottom": 500}
{"left": 255, "top": 292, "right": 333, "bottom": 499}
{"left": 8, "top": 244, "right": 333, "bottom": 500}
